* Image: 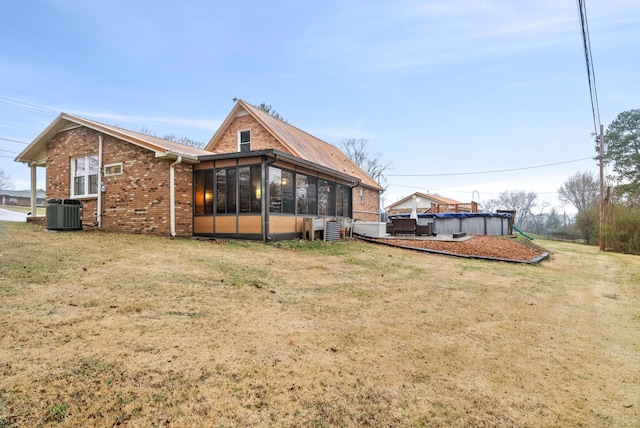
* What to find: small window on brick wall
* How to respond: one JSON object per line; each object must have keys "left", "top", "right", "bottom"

{"left": 104, "top": 163, "right": 123, "bottom": 176}
{"left": 360, "top": 188, "right": 364, "bottom": 204}
{"left": 71, "top": 154, "right": 99, "bottom": 198}
{"left": 239, "top": 130, "right": 251, "bottom": 153}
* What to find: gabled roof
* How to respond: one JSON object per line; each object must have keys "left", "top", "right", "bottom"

{"left": 206, "top": 100, "right": 383, "bottom": 190}
{"left": 385, "top": 191, "right": 463, "bottom": 210}
{"left": 15, "top": 113, "right": 212, "bottom": 166}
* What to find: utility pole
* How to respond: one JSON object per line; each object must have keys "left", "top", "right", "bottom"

{"left": 599, "top": 124, "right": 605, "bottom": 251}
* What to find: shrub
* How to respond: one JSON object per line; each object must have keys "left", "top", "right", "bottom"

{"left": 575, "top": 206, "right": 599, "bottom": 245}
{"left": 605, "top": 204, "right": 640, "bottom": 254}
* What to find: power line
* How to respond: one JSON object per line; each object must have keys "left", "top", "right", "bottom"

{"left": 0, "top": 137, "right": 29, "bottom": 144}
{"left": 0, "top": 121, "right": 40, "bottom": 131}
{"left": 387, "top": 183, "right": 561, "bottom": 196}
{"left": 0, "top": 149, "right": 19, "bottom": 154}
{"left": 576, "top": 0, "right": 601, "bottom": 135}
{"left": 0, "top": 96, "right": 58, "bottom": 117}
{"left": 387, "top": 157, "right": 593, "bottom": 177}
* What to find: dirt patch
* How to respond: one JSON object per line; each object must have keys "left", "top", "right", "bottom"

{"left": 373, "top": 234, "right": 547, "bottom": 261}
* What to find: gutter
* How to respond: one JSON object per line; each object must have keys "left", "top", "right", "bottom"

{"left": 200, "top": 149, "right": 361, "bottom": 186}
{"left": 161, "top": 150, "right": 196, "bottom": 237}
{"left": 97, "top": 135, "right": 103, "bottom": 228}
{"left": 155, "top": 151, "right": 199, "bottom": 163}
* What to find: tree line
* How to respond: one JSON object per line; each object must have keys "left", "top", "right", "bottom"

{"left": 488, "top": 109, "right": 640, "bottom": 254}
{"left": 576, "top": 109, "right": 640, "bottom": 254}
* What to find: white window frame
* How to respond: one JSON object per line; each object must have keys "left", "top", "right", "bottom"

{"left": 71, "top": 154, "right": 99, "bottom": 198}
{"left": 360, "top": 188, "right": 364, "bottom": 204}
{"left": 104, "top": 162, "right": 123, "bottom": 176}
{"left": 238, "top": 129, "right": 251, "bottom": 152}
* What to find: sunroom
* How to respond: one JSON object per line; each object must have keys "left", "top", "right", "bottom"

{"left": 193, "top": 149, "right": 359, "bottom": 241}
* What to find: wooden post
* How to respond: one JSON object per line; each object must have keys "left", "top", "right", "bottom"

{"left": 30, "top": 163, "right": 37, "bottom": 217}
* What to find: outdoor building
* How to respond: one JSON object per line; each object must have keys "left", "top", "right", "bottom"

{"left": 0, "top": 189, "right": 46, "bottom": 207}
{"left": 385, "top": 191, "right": 477, "bottom": 217}
{"left": 14, "top": 100, "right": 383, "bottom": 240}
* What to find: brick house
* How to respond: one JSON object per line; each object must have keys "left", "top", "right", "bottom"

{"left": 15, "top": 100, "right": 384, "bottom": 240}
{"left": 0, "top": 189, "right": 46, "bottom": 207}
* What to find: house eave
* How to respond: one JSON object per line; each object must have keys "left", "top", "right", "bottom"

{"left": 155, "top": 151, "right": 200, "bottom": 163}
{"left": 199, "top": 149, "right": 361, "bottom": 186}
{"left": 15, "top": 113, "right": 208, "bottom": 166}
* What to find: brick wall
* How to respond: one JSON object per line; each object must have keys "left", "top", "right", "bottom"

{"left": 46, "top": 127, "right": 193, "bottom": 237}
{"left": 210, "top": 116, "right": 290, "bottom": 153}
{"left": 207, "top": 113, "right": 382, "bottom": 222}
{"left": 352, "top": 186, "right": 381, "bottom": 222}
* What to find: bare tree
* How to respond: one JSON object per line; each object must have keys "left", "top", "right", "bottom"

{"left": 138, "top": 126, "right": 155, "bottom": 137}
{"left": 340, "top": 138, "right": 391, "bottom": 186}
{"left": 480, "top": 199, "right": 498, "bottom": 213}
{"left": 138, "top": 127, "right": 205, "bottom": 149}
{"left": 0, "top": 169, "right": 13, "bottom": 190}
{"left": 487, "top": 189, "right": 538, "bottom": 229}
{"left": 257, "top": 103, "right": 287, "bottom": 122}
{"left": 163, "top": 133, "right": 205, "bottom": 149}
{"left": 558, "top": 170, "right": 599, "bottom": 214}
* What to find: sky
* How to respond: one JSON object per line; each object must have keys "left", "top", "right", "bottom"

{"left": 1, "top": 0, "right": 639, "bottom": 216}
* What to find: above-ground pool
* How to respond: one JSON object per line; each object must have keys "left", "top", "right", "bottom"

{"left": 391, "top": 212, "right": 512, "bottom": 236}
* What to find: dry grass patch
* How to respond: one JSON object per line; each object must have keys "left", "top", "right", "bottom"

{"left": 0, "top": 222, "right": 639, "bottom": 427}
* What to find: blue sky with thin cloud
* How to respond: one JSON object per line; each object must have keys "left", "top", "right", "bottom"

{"left": 1, "top": 0, "right": 639, "bottom": 215}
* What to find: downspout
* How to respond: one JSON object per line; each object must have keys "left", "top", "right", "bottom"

{"left": 348, "top": 180, "right": 360, "bottom": 221}
{"left": 170, "top": 155, "right": 182, "bottom": 237}
{"left": 97, "top": 135, "right": 103, "bottom": 228}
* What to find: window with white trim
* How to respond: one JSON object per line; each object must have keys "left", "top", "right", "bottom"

{"left": 104, "top": 163, "right": 123, "bottom": 176}
{"left": 71, "top": 154, "right": 99, "bottom": 197}
{"left": 239, "top": 130, "right": 251, "bottom": 152}
{"left": 360, "top": 188, "right": 364, "bottom": 204}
